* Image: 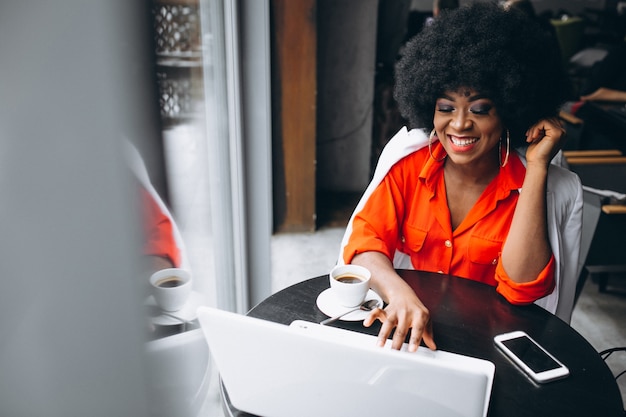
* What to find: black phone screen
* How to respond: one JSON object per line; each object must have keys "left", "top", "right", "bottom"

{"left": 501, "top": 336, "right": 561, "bottom": 373}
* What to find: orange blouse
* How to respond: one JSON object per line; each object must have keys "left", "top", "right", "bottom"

{"left": 141, "top": 187, "right": 182, "bottom": 268}
{"left": 343, "top": 142, "right": 555, "bottom": 305}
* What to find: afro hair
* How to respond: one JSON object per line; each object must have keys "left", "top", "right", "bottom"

{"left": 394, "top": 2, "right": 570, "bottom": 147}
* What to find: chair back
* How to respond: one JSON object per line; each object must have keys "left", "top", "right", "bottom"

{"left": 565, "top": 152, "right": 626, "bottom": 301}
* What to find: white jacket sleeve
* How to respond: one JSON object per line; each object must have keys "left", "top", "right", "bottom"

{"left": 338, "top": 127, "right": 429, "bottom": 265}
{"left": 533, "top": 164, "right": 583, "bottom": 323}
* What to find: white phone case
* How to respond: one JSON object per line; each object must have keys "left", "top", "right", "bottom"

{"left": 494, "top": 330, "right": 569, "bottom": 383}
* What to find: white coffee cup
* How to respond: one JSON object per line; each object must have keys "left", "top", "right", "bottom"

{"left": 329, "top": 264, "right": 371, "bottom": 307}
{"left": 149, "top": 268, "right": 192, "bottom": 312}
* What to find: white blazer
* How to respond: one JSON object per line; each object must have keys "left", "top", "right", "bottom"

{"left": 339, "top": 127, "right": 583, "bottom": 323}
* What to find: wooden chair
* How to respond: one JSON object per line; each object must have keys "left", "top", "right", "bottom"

{"left": 559, "top": 110, "right": 585, "bottom": 151}
{"left": 565, "top": 154, "right": 626, "bottom": 194}
{"left": 563, "top": 149, "right": 623, "bottom": 158}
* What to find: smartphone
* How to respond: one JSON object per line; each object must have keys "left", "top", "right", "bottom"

{"left": 494, "top": 331, "right": 569, "bottom": 383}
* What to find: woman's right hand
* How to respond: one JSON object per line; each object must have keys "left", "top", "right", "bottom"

{"left": 363, "top": 289, "right": 436, "bottom": 352}
{"left": 352, "top": 251, "right": 436, "bottom": 352}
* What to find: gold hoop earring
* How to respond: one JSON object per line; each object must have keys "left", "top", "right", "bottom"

{"left": 499, "top": 129, "right": 510, "bottom": 168}
{"left": 429, "top": 129, "right": 446, "bottom": 162}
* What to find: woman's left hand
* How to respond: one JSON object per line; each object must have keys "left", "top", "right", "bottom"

{"left": 524, "top": 117, "right": 566, "bottom": 167}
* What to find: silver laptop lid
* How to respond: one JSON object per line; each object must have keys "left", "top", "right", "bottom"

{"left": 198, "top": 306, "right": 494, "bottom": 417}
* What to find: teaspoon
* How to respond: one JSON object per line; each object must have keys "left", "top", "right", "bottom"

{"left": 320, "top": 299, "right": 380, "bottom": 325}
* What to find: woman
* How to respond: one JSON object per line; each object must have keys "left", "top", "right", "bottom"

{"left": 340, "top": 3, "right": 582, "bottom": 352}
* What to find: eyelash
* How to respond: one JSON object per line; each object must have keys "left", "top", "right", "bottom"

{"left": 437, "top": 105, "right": 454, "bottom": 113}
{"left": 470, "top": 106, "right": 491, "bottom": 115}
{"left": 436, "top": 105, "right": 492, "bottom": 115}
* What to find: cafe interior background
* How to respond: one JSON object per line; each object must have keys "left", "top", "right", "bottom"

{"left": 1, "top": 0, "right": 625, "bottom": 416}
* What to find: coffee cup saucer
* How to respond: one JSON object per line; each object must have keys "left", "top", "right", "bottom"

{"left": 316, "top": 288, "right": 383, "bottom": 321}
{"left": 145, "top": 291, "right": 209, "bottom": 326}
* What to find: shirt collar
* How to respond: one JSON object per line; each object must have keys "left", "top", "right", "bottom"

{"left": 418, "top": 141, "right": 526, "bottom": 196}
{"left": 498, "top": 149, "right": 525, "bottom": 193}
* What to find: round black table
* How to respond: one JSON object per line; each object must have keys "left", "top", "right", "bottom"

{"left": 223, "top": 270, "right": 624, "bottom": 417}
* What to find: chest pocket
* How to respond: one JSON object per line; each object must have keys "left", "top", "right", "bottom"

{"left": 468, "top": 235, "right": 502, "bottom": 282}
{"left": 401, "top": 223, "right": 428, "bottom": 254}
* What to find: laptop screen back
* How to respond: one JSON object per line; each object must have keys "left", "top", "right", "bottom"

{"left": 198, "top": 306, "right": 494, "bottom": 417}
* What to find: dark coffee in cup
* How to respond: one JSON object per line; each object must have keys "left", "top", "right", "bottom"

{"left": 150, "top": 268, "right": 192, "bottom": 312}
{"left": 335, "top": 274, "right": 364, "bottom": 284}
{"left": 329, "top": 265, "right": 371, "bottom": 307}
{"left": 156, "top": 276, "right": 184, "bottom": 288}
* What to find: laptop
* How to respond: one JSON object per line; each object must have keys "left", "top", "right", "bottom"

{"left": 198, "top": 306, "right": 494, "bottom": 417}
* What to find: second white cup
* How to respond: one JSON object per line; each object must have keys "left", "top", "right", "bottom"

{"left": 329, "top": 264, "right": 371, "bottom": 307}
{"left": 149, "top": 268, "right": 192, "bottom": 312}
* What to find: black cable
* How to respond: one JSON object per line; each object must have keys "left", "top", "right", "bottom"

{"left": 598, "top": 347, "right": 626, "bottom": 382}
{"left": 600, "top": 346, "right": 626, "bottom": 360}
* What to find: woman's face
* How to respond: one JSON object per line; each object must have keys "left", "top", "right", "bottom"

{"left": 433, "top": 88, "right": 504, "bottom": 167}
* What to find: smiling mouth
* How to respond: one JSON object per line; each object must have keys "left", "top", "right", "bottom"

{"left": 449, "top": 136, "right": 479, "bottom": 147}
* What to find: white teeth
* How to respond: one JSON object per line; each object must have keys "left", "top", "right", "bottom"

{"left": 449, "top": 136, "right": 479, "bottom": 146}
